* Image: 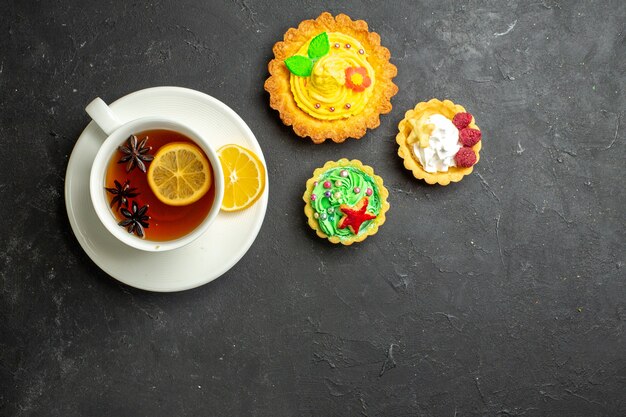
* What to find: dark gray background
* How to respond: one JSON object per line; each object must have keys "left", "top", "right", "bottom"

{"left": 1, "top": 0, "right": 625, "bottom": 416}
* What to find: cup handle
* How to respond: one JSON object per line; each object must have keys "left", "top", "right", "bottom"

{"left": 86, "top": 97, "right": 122, "bottom": 136}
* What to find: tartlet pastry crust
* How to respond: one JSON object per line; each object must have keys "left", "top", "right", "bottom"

{"left": 396, "top": 98, "right": 482, "bottom": 185}
{"left": 303, "top": 159, "right": 390, "bottom": 245}
{"left": 265, "top": 12, "right": 398, "bottom": 144}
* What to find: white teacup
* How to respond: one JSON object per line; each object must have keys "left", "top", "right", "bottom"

{"left": 86, "top": 97, "right": 224, "bottom": 252}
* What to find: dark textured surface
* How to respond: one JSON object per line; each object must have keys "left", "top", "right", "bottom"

{"left": 1, "top": 0, "right": 625, "bottom": 416}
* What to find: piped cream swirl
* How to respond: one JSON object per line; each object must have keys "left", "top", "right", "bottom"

{"left": 411, "top": 114, "right": 461, "bottom": 173}
{"left": 290, "top": 32, "right": 375, "bottom": 120}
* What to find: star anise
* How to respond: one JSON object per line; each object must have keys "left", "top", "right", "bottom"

{"left": 118, "top": 201, "right": 150, "bottom": 238}
{"left": 105, "top": 179, "right": 139, "bottom": 210}
{"left": 118, "top": 135, "right": 154, "bottom": 173}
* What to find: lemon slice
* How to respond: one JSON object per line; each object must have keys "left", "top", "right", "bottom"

{"left": 217, "top": 144, "right": 266, "bottom": 212}
{"left": 147, "top": 142, "right": 212, "bottom": 206}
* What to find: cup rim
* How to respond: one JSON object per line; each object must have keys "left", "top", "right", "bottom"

{"left": 89, "top": 117, "right": 224, "bottom": 252}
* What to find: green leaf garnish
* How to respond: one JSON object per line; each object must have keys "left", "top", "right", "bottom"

{"left": 284, "top": 32, "right": 330, "bottom": 77}
{"left": 285, "top": 55, "right": 314, "bottom": 77}
{"left": 307, "top": 32, "right": 330, "bottom": 59}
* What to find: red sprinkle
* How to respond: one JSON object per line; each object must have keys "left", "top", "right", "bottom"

{"left": 452, "top": 112, "right": 473, "bottom": 129}
{"left": 455, "top": 147, "right": 477, "bottom": 167}
{"left": 459, "top": 128, "right": 482, "bottom": 147}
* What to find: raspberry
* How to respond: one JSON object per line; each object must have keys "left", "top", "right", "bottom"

{"left": 459, "top": 128, "right": 482, "bottom": 147}
{"left": 455, "top": 147, "right": 477, "bottom": 168}
{"left": 452, "top": 112, "right": 473, "bottom": 129}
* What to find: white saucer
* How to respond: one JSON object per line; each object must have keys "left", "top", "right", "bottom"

{"left": 65, "top": 87, "right": 269, "bottom": 292}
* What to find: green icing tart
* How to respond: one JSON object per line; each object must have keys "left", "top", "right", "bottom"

{"left": 303, "top": 159, "right": 390, "bottom": 245}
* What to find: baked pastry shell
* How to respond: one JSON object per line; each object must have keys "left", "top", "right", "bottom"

{"left": 265, "top": 12, "right": 398, "bottom": 144}
{"left": 303, "top": 159, "right": 390, "bottom": 245}
{"left": 396, "top": 98, "right": 482, "bottom": 185}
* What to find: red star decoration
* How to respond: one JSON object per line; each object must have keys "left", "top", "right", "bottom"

{"left": 338, "top": 197, "right": 377, "bottom": 234}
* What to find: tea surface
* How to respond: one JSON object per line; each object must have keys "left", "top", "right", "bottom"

{"left": 105, "top": 129, "right": 215, "bottom": 241}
